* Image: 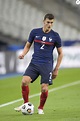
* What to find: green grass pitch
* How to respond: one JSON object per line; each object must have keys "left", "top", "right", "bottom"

{"left": 0, "top": 68, "right": 80, "bottom": 121}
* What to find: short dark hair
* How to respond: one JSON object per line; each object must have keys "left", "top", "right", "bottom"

{"left": 44, "top": 13, "right": 54, "bottom": 20}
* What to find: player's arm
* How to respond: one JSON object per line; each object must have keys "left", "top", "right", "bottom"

{"left": 52, "top": 47, "right": 63, "bottom": 79}
{"left": 18, "top": 42, "right": 32, "bottom": 59}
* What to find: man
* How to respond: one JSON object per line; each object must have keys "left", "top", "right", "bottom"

{"left": 14, "top": 13, "right": 63, "bottom": 114}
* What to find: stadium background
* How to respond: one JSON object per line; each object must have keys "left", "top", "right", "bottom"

{"left": 0, "top": 0, "right": 80, "bottom": 74}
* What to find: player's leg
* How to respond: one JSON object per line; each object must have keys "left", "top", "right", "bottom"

{"left": 38, "top": 83, "right": 48, "bottom": 114}
{"left": 22, "top": 64, "right": 39, "bottom": 104}
{"left": 21, "top": 76, "right": 32, "bottom": 103}
{"left": 38, "top": 63, "right": 53, "bottom": 114}
{"left": 14, "top": 76, "right": 31, "bottom": 112}
{"left": 14, "top": 63, "right": 39, "bottom": 112}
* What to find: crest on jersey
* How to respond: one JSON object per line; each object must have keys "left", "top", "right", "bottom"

{"left": 42, "top": 36, "right": 46, "bottom": 41}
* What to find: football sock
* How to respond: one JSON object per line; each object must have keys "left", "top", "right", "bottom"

{"left": 22, "top": 85, "right": 29, "bottom": 103}
{"left": 38, "top": 90, "right": 48, "bottom": 109}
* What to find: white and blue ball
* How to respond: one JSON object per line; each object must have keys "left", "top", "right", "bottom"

{"left": 21, "top": 102, "right": 34, "bottom": 115}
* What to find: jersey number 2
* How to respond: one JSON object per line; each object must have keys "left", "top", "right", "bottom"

{"left": 40, "top": 44, "right": 45, "bottom": 49}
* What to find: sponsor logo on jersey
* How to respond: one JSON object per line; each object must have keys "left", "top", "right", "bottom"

{"left": 35, "top": 36, "right": 40, "bottom": 38}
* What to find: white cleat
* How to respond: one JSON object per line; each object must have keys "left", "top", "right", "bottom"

{"left": 14, "top": 104, "right": 24, "bottom": 112}
{"left": 14, "top": 107, "right": 21, "bottom": 112}
{"left": 38, "top": 109, "right": 44, "bottom": 114}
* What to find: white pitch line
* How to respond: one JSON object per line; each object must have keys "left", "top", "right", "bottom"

{"left": 0, "top": 80, "right": 80, "bottom": 108}
{"left": 49, "top": 80, "right": 80, "bottom": 93}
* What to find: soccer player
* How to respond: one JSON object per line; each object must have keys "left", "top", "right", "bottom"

{"left": 14, "top": 13, "right": 63, "bottom": 114}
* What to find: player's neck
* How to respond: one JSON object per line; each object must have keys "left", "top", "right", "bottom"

{"left": 42, "top": 27, "right": 51, "bottom": 33}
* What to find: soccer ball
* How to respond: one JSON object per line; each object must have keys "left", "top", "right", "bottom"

{"left": 21, "top": 102, "right": 34, "bottom": 115}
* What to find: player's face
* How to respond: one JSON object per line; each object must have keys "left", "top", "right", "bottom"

{"left": 43, "top": 18, "right": 54, "bottom": 33}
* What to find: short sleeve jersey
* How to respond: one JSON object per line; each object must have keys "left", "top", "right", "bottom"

{"left": 28, "top": 28, "right": 62, "bottom": 64}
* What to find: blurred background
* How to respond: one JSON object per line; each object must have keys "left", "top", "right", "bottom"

{"left": 0, "top": 0, "right": 80, "bottom": 75}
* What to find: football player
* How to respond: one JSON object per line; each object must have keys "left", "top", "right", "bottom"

{"left": 14, "top": 13, "right": 63, "bottom": 114}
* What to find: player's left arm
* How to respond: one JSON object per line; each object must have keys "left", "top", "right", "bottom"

{"left": 52, "top": 47, "right": 63, "bottom": 79}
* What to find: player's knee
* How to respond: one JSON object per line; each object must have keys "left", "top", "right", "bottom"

{"left": 41, "top": 83, "right": 48, "bottom": 92}
{"left": 22, "top": 76, "right": 32, "bottom": 86}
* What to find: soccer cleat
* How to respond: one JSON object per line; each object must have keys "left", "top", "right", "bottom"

{"left": 14, "top": 107, "right": 21, "bottom": 112}
{"left": 38, "top": 109, "right": 44, "bottom": 114}
{"left": 14, "top": 104, "right": 24, "bottom": 112}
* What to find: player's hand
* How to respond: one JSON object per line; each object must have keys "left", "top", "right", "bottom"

{"left": 18, "top": 54, "right": 24, "bottom": 59}
{"left": 52, "top": 68, "right": 58, "bottom": 79}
